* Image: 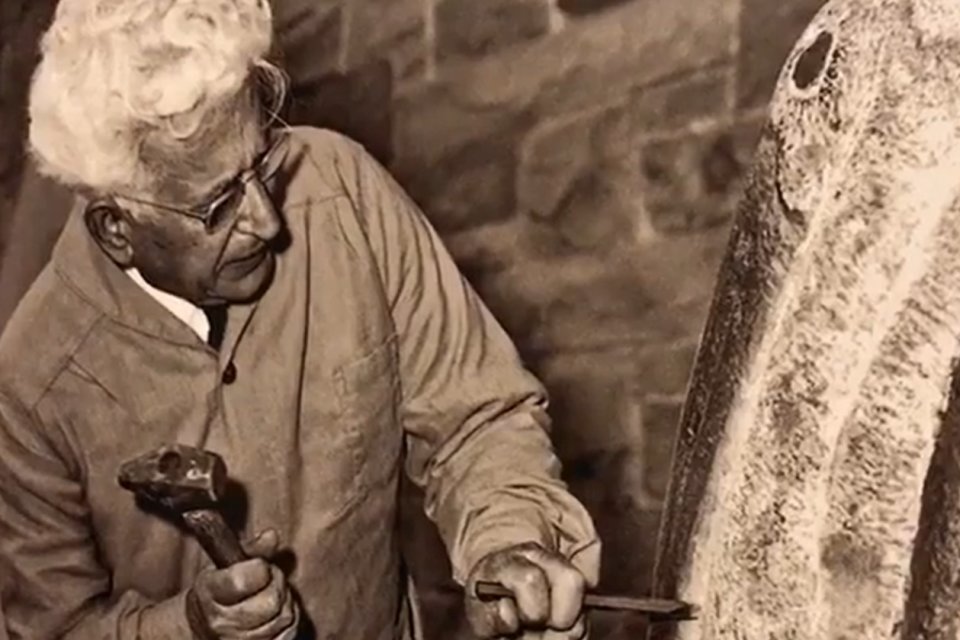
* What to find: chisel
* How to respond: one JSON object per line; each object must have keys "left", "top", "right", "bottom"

{"left": 474, "top": 581, "right": 698, "bottom": 620}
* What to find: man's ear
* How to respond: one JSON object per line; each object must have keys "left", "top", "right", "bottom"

{"left": 84, "top": 199, "right": 135, "bottom": 267}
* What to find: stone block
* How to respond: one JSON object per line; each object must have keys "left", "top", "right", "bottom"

{"left": 394, "top": 0, "right": 735, "bottom": 169}
{"left": 0, "top": 0, "right": 59, "bottom": 248}
{"left": 473, "top": 224, "right": 727, "bottom": 355}
{"left": 516, "top": 103, "right": 650, "bottom": 258}
{"left": 392, "top": 83, "right": 535, "bottom": 169}
{"left": 392, "top": 133, "right": 519, "bottom": 234}
{"left": 473, "top": 251, "right": 647, "bottom": 354}
{"left": 518, "top": 110, "right": 598, "bottom": 221}
{"left": 535, "top": 351, "right": 642, "bottom": 458}
{"left": 640, "top": 118, "right": 762, "bottom": 234}
{"left": 633, "top": 340, "right": 700, "bottom": 397}
{"left": 273, "top": 0, "right": 343, "bottom": 87}
{"left": 442, "top": 216, "right": 566, "bottom": 277}
{"left": 288, "top": 59, "right": 394, "bottom": 166}
{"left": 517, "top": 103, "right": 639, "bottom": 226}
{"left": 632, "top": 66, "right": 732, "bottom": 135}
{"left": 737, "top": 0, "right": 830, "bottom": 108}
{"left": 558, "top": 0, "right": 633, "bottom": 17}
{"left": 536, "top": 260, "right": 656, "bottom": 345}
{"left": 548, "top": 164, "right": 650, "bottom": 253}
{"left": 345, "top": 0, "right": 427, "bottom": 82}
{"left": 436, "top": 0, "right": 552, "bottom": 60}
{"left": 641, "top": 399, "right": 683, "bottom": 501}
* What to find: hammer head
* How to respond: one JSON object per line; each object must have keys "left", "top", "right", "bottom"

{"left": 118, "top": 443, "right": 227, "bottom": 513}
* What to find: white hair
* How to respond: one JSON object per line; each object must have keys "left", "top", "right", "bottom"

{"left": 27, "top": 0, "right": 277, "bottom": 193}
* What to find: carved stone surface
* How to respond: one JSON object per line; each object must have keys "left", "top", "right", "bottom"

{"left": 651, "top": 0, "right": 960, "bottom": 638}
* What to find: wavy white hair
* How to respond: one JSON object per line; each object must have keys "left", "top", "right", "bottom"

{"left": 28, "top": 0, "right": 278, "bottom": 194}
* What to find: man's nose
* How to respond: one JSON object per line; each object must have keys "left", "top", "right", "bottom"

{"left": 234, "top": 178, "right": 281, "bottom": 241}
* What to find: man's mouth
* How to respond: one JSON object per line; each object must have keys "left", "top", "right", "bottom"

{"left": 221, "top": 248, "right": 267, "bottom": 278}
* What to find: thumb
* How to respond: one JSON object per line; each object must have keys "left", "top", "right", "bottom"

{"left": 242, "top": 528, "right": 280, "bottom": 559}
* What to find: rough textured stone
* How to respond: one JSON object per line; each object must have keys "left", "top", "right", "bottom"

{"left": 633, "top": 341, "right": 700, "bottom": 397}
{"left": 288, "top": 59, "right": 394, "bottom": 166}
{"left": 737, "top": 0, "right": 829, "bottom": 108}
{"left": 518, "top": 103, "right": 636, "bottom": 221}
{"left": 558, "top": 0, "right": 634, "bottom": 17}
{"left": 441, "top": 215, "right": 592, "bottom": 279}
{"left": 473, "top": 226, "right": 726, "bottom": 355}
{"left": 474, "top": 253, "right": 644, "bottom": 353}
{"left": 640, "top": 118, "right": 763, "bottom": 234}
{"left": 394, "top": 133, "right": 519, "bottom": 233}
{"left": 392, "top": 83, "right": 535, "bottom": 170}
{"left": 641, "top": 399, "right": 683, "bottom": 500}
{"left": 272, "top": 0, "right": 343, "bottom": 86}
{"left": 516, "top": 105, "right": 651, "bottom": 254}
{"left": 632, "top": 66, "right": 732, "bottom": 134}
{"left": 549, "top": 163, "right": 649, "bottom": 252}
{"left": 654, "top": 2, "right": 960, "bottom": 638}
{"left": 0, "top": 2, "right": 863, "bottom": 639}
{"left": 529, "top": 0, "right": 736, "bottom": 118}
{"left": 0, "top": 164, "right": 72, "bottom": 332}
{"left": 0, "top": 0, "right": 58, "bottom": 259}
{"left": 345, "top": 0, "right": 427, "bottom": 82}
{"left": 436, "top": 0, "right": 552, "bottom": 60}
{"left": 394, "top": 0, "right": 736, "bottom": 170}
{"left": 534, "top": 351, "right": 643, "bottom": 457}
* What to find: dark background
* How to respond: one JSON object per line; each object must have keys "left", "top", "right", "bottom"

{"left": 0, "top": 0, "right": 829, "bottom": 637}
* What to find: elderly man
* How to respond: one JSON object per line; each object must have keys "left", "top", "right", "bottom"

{"left": 0, "top": 1, "right": 601, "bottom": 639}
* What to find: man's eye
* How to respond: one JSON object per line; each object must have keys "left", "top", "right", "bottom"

{"left": 206, "top": 187, "right": 244, "bottom": 228}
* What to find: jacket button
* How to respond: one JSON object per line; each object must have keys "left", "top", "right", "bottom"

{"left": 222, "top": 362, "right": 237, "bottom": 385}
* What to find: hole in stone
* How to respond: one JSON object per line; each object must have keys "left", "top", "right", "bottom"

{"left": 793, "top": 31, "right": 833, "bottom": 90}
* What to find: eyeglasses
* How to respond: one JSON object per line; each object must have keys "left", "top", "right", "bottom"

{"left": 114, "top": 133, "right": 287, "bottom": 232}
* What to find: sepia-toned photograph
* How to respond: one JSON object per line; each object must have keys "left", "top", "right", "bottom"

{"left": 1, "top": 0, "right": 957, "bottom": 638}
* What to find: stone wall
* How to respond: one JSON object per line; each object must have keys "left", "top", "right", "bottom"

{"left": 0, "top": 0, "right": 830, "bottom": 638}
{"left": 336, "top": 1, "right": 826, "bottom": 637}
{"left": 0, "top": 0, "right": 58, "bottom": 256}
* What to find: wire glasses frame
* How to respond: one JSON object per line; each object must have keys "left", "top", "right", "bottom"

{"left": 113, "top": 132, "right": 287, "bottom": 233}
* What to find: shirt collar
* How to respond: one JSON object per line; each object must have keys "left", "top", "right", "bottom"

{"left": 125, "top": 268, "right": 210, "bottom": 342}
{"left": 49, "top": 127, "right": 292, "bottom": 348}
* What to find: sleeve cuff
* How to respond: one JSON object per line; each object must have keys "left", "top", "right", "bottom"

{"left": 453, "top": 502, "right": 602, "bottom": 587}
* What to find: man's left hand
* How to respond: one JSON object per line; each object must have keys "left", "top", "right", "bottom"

{"left": 465, "top": 542, "right": 589, "bottom": 639}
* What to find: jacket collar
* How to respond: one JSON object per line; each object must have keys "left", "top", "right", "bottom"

{"left": 51, "top": 205, "right": 207, "bottom": 348}
{"left": 49, "top": 127, "right": 293, "bottom": 351}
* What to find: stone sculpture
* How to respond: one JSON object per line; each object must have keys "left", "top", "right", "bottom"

{"left": 651, "top": 0, "right": 960, "bottom": 638}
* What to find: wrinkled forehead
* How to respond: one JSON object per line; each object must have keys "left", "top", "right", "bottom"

{"left": 138, "top": 90, "right": 265, "bottom": 204}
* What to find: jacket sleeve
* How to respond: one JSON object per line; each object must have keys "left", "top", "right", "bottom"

{"left": 0, "top": 393, "right": 197, "bottom": 639}
{"left": 333, "top": 133, "right": 602, "bottom": 585}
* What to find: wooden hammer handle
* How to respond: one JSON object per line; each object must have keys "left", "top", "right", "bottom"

{"left": 182, "top": 509, "right": 249, "bottom": 568}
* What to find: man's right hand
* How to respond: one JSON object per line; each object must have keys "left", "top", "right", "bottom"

{"left": 186, "top": 529, "right": 300, "bottom": 639}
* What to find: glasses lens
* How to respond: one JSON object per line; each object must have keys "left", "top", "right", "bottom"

{"left": 205, "top": 186, "right": 245, "bottom": 231}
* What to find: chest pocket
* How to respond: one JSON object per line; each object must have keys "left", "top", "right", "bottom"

{"left": 333, "top": 335, "right": 402, "bottom": 501}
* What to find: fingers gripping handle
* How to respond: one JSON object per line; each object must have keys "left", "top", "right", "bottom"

{"left": 181, "top": 509, "right": 249, "bottom": 568}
